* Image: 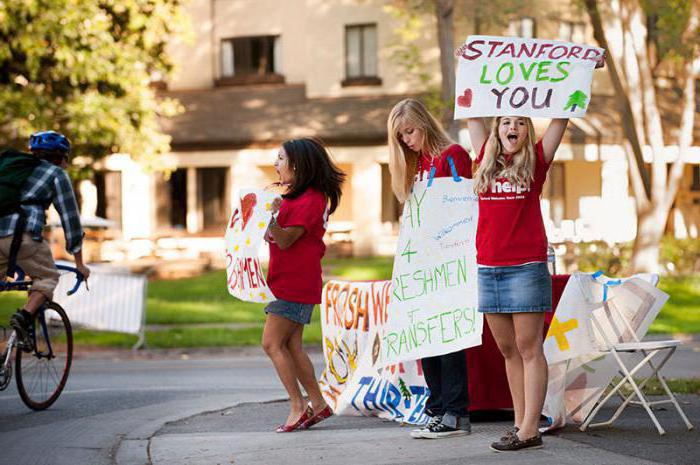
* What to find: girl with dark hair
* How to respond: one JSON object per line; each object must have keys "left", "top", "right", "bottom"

{"left": 263, "top": 137, "right": 345, "bottom": 433}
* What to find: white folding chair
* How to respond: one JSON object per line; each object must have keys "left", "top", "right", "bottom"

{"left": 580, "top": 284, "right": 694, "bottom": 435}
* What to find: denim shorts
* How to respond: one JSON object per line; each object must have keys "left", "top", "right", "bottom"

{"left": 478, "top": 262, "right": 552, "bottom": 313}
{"left": 264, "top": 299, "right": 315, "bottom": 325}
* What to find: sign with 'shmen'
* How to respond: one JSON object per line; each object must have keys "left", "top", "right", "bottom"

{"left": 224, "top": 188, "right": 277, "bottom": 303}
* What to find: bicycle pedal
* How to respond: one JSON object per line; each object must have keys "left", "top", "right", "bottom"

{"left": 17, "top": 341, "right": 34, "bottom": 353}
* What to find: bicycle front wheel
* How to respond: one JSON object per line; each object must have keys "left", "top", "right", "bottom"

{"left": 16, "top": 302, "right": 73, "bottom": 410}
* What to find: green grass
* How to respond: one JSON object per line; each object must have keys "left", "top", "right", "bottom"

{"left": 616, "top": 378, "right": 700, "bottom": 396}
{"left": 71, "top": 321, "right": 323, "bottom": 349}
{"left": 323, "top": 256, "right": 393, "bottom": 281}
{"left": 652, "top": 276, "right": 700, "bottom": 334}
{"left": 146, "top": 270, "right": 265, "bottom": 324}
{"left": 1, "top": 258, "right": 698, "bottom": 349}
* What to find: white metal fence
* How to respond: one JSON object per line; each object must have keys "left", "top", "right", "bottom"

{"left": 52, "top": 264, "right": 147, "bottom": 349}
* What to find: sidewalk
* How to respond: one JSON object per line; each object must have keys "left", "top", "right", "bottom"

{"left": 110, "top": 337, "right": 699, "bottom": 465}
{"left": 145, "top": 395, "right": 698, "bottom": 465}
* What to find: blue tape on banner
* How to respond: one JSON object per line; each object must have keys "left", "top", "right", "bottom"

{"left": 427, "top": 166, "right": 437, "bottom": 187}
{"left": 447, "top": 156, "right": 462, "bottom": 182}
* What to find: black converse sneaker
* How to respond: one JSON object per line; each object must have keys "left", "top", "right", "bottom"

{"left": 410, "top": 415, "right": 442, "bottom": 439}
{"left": 421, "top": 418, "right": 471, "bottom": 439}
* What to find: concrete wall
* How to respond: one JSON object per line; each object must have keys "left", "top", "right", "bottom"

{"left": 168, "top": 0, "right": 440, "bottom": 96}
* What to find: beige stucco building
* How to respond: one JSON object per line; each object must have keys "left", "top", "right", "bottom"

{"left": 83, "top": 0, "right": 700, "bottom": 266}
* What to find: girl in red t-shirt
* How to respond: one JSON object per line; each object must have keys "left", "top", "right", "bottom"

{"left": 466, "top": 115, "right": 568, "bottom": 451}
{"left": 387, "top": 98, "right": 473, "bottom": 439}
{"left": 263, "top": 138, "right": 345, "bottom": 433}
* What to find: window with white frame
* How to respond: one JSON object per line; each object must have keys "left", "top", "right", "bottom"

{"left": 220, "top": 35, "right": 282, "bottom": 84}
{"left": 508, "top": 17, "right": 536, "bottom": 38}
{"left": 155, "top": 169, "right": 187, "bottom": 230}
{"left": 692, "top": 166, "right": 700, "bottom": 192}
{"left": 198, "top": 167, "right": 229, "bottom": 231}
{"left": 543, "top": 162, "right": 565, "bottom": 227}
{"left": 95, "top": 171, "right": 122, "bottom": 229}
{"left": 559, "top": 21, "right": 586, "bottom": 43}
{"left": 343, "top": 24, "right": 381, "bottom": 86}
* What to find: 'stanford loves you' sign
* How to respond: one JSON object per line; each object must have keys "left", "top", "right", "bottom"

{"left": 454, "top": 35, "right": 605, "bottom": 119}
{"left": 224, "top": 188, "right": 277, "bottom": 304}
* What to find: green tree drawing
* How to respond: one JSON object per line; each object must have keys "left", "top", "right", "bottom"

{"left": 398, "top": 377, "right": 411, "bottom": 400}
{"left": 563, "top": 90, "right": 589, "bottom": 112}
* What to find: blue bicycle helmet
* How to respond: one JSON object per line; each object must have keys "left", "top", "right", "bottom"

{"left": 28, "top": 130, "right": 71, "bottom": 154}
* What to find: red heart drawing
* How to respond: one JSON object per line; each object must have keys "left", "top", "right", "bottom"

{"left": 240, "top": 193, "right": 257, "bottom": 230}
{"left": 229, "top": 208, "right": 240, "bottom": 229}
{"left": 457, "top": 89, "right": 473, "bottom": 108}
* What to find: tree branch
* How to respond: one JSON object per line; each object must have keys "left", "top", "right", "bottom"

{"left": 435, "top": 0, "right": 459, "bottom": 139}
{"left": 665, "top": 4, "right": 699, "bottom": 212}
{"left": 584, "top": 0, "right": 652, "bottom": 200}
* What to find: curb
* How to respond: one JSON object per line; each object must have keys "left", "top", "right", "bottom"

{"left": 114, "top": 394, "right": 286, "bottom": 465}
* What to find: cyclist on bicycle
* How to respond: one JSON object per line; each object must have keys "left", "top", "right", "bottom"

{"left": 0, "top": 130, "right": 90, "bottom": 350}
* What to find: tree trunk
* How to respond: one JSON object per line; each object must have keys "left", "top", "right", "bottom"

{"left": 435, "top": 0, "right": 459, "bottom": 140}
{"left": 630, "top": 205, "right": 667, "bottom": 273}
{"left": 584, "top": 0, "right": 652, "bottom": 199}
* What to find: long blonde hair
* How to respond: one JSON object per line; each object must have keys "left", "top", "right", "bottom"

{"left": 473, "top": 116, "right": 537, "bottom": 194}
{"left": 387, "top": 98, "right": 453, "bottom": 202}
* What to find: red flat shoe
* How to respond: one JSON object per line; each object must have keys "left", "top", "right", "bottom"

{"left": 275, "top": 406, "right": 313, "bottom": 433}
{"left": 299, "top": 405, "right": 333, "bottom": 430}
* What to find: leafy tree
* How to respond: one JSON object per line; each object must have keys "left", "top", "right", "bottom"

{"left": 0, "top": 0, "right": 188, "bottom": 168}
{"left": 583, "top": 0, "right": 700, "bottom": 272}
{"left": 386, "top": 0, "right": 533, "bottom": 138}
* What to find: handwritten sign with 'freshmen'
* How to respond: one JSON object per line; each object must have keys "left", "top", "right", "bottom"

{"left": 381, "top": 177, "right": 482, "bottom": 365}
{"left": 224, "top": 188, "right": 277, "bottom": 303}
{"left": 454, "top": 35, "right": 604, "bottom": 119}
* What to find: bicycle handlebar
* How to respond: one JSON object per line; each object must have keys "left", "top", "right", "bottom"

{"left": 55, "top": 264, "right": 86, "bottom": 295}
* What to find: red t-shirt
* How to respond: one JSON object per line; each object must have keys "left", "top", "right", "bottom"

{"left": 475, "top": 140, "right": 550, "bottom": 266}
{"left": 267, "top": 188, "right": 328, "bottom": 304}
{"left": 416, "top": 144, "right": 472, "bottom": 180}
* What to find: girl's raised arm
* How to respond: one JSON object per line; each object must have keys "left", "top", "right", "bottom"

{"left": 541, "top": 118, "right": 569, "bottom": 164}
{"left": 466, "top": 118, "right": 488, "bottom": 157}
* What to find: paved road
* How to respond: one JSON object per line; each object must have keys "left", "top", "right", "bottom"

{"left": 0, "top": 343, "right": 697, "bottom": 465}
{"left": 0, "top": 351, "right": 288, "bottom": 465}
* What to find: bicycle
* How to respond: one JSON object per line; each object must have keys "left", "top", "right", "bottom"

{"left": 0, "top": 264, "right": 85, "bottom": 410}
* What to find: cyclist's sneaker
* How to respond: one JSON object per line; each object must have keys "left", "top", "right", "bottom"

{"left": 420, "top": 418, "right": 471, "bottom": 439}
{"left": 10, "top": 310, "right": 34, "bottom": 352}
{"left": 410, "top": 415, "right": 442, "bottom": 438}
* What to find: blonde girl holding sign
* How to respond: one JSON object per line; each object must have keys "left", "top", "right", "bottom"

{"left": 387, "top": 98, "right": 473, "bottom": 439}
{"left": 465, "top": 115, "right": 567, "bottom": 451}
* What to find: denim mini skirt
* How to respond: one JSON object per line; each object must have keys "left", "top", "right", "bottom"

{"left": 264, "top": 299, "right": 315, "bottom": 325}
{"left": 478, "top": 262, "right": 552, "bottom": 313}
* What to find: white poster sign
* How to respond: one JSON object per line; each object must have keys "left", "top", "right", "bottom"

{"left": 224, "top": 189, "right": 277, "bottom": 303}
{"left": 542, "top": 274, "right": 668, "bottom": 430}
{"left": 454, "top": 35, "right": 604, "bottom": 119}
{"left": 381, "top": 177, "right": 482, "bottom": 365}
{"left": 319, "top": 280, "right": 430, "bottom": 425}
